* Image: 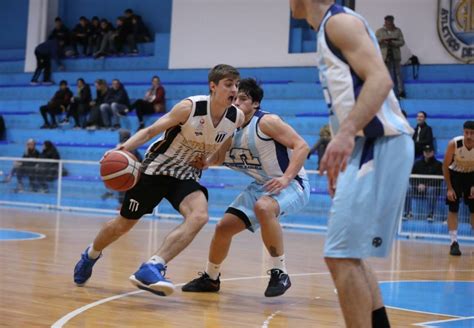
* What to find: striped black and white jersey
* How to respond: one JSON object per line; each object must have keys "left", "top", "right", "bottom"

{"left": 141, "top": 95, "right": 243, "bottom": 180}
{"left": 449, "top": 136, "right": 474, "bottom": 173}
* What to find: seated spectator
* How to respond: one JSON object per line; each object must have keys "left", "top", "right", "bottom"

{"left": 112, "top": 16, "right": 137, "bottom": 55}
{"left": 93, "top": 19, "right": 115, "bottom": 58}
{"left": 413, "top": 111, "right": 434, "bottom": 158}
{"left": 14, "top": 139, "right": 40, "bottom": 193}
{"left": 31, "top": 38, "right": 65, "bottom": 84}
{"left": 403, "top": 144, "right": 443, "bottom": 222}
{"left": 39, "top": 80, "right": 73, "bottom": 129}
{"left": 308, "top": 124, "right": 331, "bottom": 170}
{"left": 48, "top": 17, "right": 70, "bottom": 54}
{"left": 131, "top": 14, "right": 151, "bottom": 43}
{"left": 86, "top": 79, "right": 109, "bottom": 130}
{"left": 71, "top": 16, "right": 90, "bottom": 56}
{"left": 100, "top": 79, "right": 129, "bottom": 130}
{"left": 87, "top": 16, "right": 101, "bottom": 56}
{"left": 64, "top": 78, "right": 92, "bottom": 128}
{"left": 35, "top": 141, "right": 60, "bottom": 193}
{"left": 130, "top": 75, "right": 166, "bottom": 130}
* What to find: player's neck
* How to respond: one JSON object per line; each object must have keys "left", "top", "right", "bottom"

{"left": 306, "top": 3, "right": 332, "bottom": 30}
{"left": 209, "top": 96, "right": 228, "bottom": 126}
{"left": 244, "top": 110, "right": 257, "bottom": 126}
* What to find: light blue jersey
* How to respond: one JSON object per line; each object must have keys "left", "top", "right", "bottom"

{"left": 223, "top": 110, "right": 309, "bottom": 232}
{"left": 316, "top": 4, "right": 413, "bottom": 138}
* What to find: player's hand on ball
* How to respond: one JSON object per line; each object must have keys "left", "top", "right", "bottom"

{"left": 447, "top": 188, "right": 457, "bottom": 202}
{"left": 190, "top": 154, "right": 208, "bottom": 170}
{"left": 319, "top": 132, "right": 355, "bottom": 198}
{"left": 264, "top": 176, "right": 291, "bottom": 194}
{"left": 100, "top": 146, "right": 124, "bottom": 163}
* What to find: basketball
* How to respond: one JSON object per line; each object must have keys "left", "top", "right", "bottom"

{"left": 100, "top": 150, "right": 141, "bottom": 191}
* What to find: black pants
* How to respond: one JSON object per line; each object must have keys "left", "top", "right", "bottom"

{"left": 69, "top": 103, "right": 90, "bottom": 127}
{"left": 17, "top": 165, "right": 38, "bottom": 190}
{"left": 86, "top": 105, "right": 103, "bottom": 127}
{"left": 72, "top": 35, "right": 89, "bottom": 55}
{"left": 31, "top": 52, "right": 51, "bottom": 82}
{"left": 40, "top": 104, "right": 61, "bottom": 125}
{"left": 132, "top": 99, "right": 155, "bottom": 123}
{"left": 114, "top": 34, "right": 137, "bottom": 53}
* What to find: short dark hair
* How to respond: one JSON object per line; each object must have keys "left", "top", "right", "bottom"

{"left": 77, "top": 78, "right": 85, "bottom": 85}
{"left": 238, "top": 78, "right": 264, "bottom": 106}
{"left": 79, "top": 16, "right": 87, "bottom": 21}
{"left": 92, "top": 16, "right": 99, "bottom": 21}
{"left": 384, "top": 15, "right": 394, "bottom": 21}
{"left": 464, "top": 120, "right": 474, "bottom": 130}
{"left": 208, "top": 64, "right": 240, "bottom": 85}
{"left": 418, "top": 111, "right": 427, "bottom": 118}
{"left": 59, "top": 80, "right": 67, "bottom": 86}
{"left": 55, "top": 17, "right": 62, "bottom": 22}
{"left": 125, "top": 8, "right": 133, "bottom": 14}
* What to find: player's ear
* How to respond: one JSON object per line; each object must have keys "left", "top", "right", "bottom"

{"left": 209, "top": 81, "right": 217, "bottom": 95}
{"left": 252, "top": 101, "right": 260, "bottom": 110}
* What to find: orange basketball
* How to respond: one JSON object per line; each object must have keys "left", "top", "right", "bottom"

{"left": 100, "top": 150, "right": 141, "bottom": 191}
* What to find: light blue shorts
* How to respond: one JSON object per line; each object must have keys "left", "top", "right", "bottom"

{"left": 324, "top": 134, "right": 414, "bottom": 259}
{"left": 226, "top": 179, "right": 310, "bottom": 232}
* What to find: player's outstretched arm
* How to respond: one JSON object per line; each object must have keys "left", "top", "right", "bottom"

{"left": 320, "top": 14, "right": 393, "bottom": 195}
{"left": 259, "top": 115, "right": 309, "bottom": 194}
{"left": 119, "top": 100, "right": 192, "bottom": 152}
{"left": 443, "top": 139, "right": 456, "bottom": 201}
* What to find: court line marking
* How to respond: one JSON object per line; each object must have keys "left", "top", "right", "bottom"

{"left": 51, "top": 270, "right": 474, "bottom": 328}
{"left": 414, "top": 316, "right": 474, "bottom": 327}
{"left": 0, "top": 228, "right": 46, "bottom": 241}
{"left": 261, "top": 310, "right": 281, "bottom": 328}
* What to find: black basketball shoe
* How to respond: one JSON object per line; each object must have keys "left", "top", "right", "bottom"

{"left": 264, "top": 269, "right": 291, "bottom": 297}
{"left": 450, "top": 241, "right": 462, "bottom": 256}
{"left": 181, "top": 272, "right": 220, "bottom": 292}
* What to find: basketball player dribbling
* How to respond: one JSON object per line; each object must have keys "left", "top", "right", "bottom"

{"left": 73, "top": 64, "right": 244, "bottom": 297}
{"left": 290, "top": 1, "right": 414, "bottom": 327}
{"left": 181, "top": 79, "right": 310, "bottom": 297}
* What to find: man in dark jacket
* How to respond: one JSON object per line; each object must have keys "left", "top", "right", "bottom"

{"left": 64, "top": 78, "right": 92, "bottom": 128}
{"left": 39, "top": 80, "right": 73, "bottom": 129}
{"left": 71, "top": 16, "right": 91, "bottom": 56}
{"left": 99, "top": 79, "right": 129, "bottom": 130}
{"left": 413, "top": 111, "right": 434, "bottom": 158}
{"left": 15, "top": 139, "right": 40, "bottom": 193}
{"left": 404, "top": 144, "right": 443, "bottom": 221}
{"left": 31, "top": 39, "right": 65, "bottom": 84}
{"left": 86, "top": 79, "right": 108, "bottom": 130}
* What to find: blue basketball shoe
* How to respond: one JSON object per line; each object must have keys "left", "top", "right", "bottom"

{"left": 74, "top": 246, "right": 101, "bottom": 286}
{"left": 129, "top": 263, "right": 175, "bottom": 296}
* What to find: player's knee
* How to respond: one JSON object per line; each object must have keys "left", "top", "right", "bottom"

{"left": 188, "top": 212, "right": 208, "bottom": 229}
{"left": 110, "top": 217, "right": 136, "bottom": 236}
{"left": 254, "top": 198, "right": 277, "bottom": 221}
{"left": 215, "top": 220, "right": 237, "bottom": 239}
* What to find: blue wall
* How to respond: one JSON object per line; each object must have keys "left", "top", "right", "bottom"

{"left": 0, "top": 0, "right": 28, "bottom": 49}
{"left": 58, "top": 0, "right": 172, "bottom": 34}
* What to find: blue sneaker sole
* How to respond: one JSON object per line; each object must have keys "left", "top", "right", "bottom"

{"left": 129, "top": 275, "right": 175, "bottom": 296}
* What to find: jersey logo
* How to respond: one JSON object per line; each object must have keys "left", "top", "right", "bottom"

{"left": 215, "top": 132, "right": 227, "bottom": 143}
{"left": 225, "top": 148, "right": 262, "bottom": 169}
{"left": 129, "top": 199, "right": 140, "bottom": 212}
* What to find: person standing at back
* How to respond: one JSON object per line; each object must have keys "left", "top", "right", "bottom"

{"left": 413, "top": 111, "right": 434, "bottom": 158}
{"left": 290, "top": 1, "right": 414, "bottom": 327}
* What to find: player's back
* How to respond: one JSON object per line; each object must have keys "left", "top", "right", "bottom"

{"left": 316, "top": 4, "right": 413, "bottom": 138}
{"left": 223, "top": 110, "right": 307, "bottom": 186}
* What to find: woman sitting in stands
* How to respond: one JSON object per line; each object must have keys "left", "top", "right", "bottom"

{"left": 36, "top": 140, "right": 61, "bottom": 193}
{"left": 129, "top": 75, "right": 166, "bottom": 130}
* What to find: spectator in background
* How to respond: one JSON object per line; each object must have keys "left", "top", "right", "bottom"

{"left": 39, "top": 80, "right": 73, "bottom": 129}
{"left": 71, "top": 16, "right": 90, "bottom": 56}
{"left": 48, "top": 17, "right": 70, "bottom": 52}
{"left": 87, "top": 16, "right": 101, "bottom": 56}
{"left": 100, "top": 79, "right": 129, "bottom": 130}
{"left": 65, "top": 78, "right": 92, "bottom": 128}
{"left": 86, "top": 79, "right": 109, "bottom": 130}
{"left": 442, "top": 121, "right": 474, "bottom": 256}
{"left": 93, "top": 19, "right": 115, "bottom": 58}
{"left": 308, "top": 124, "right": 331, "bottom": 170}
{"left": 131, "top": 14, "right": 151, "bottom": 43}
{"left": 130, "top": 75, "right": 166, "bottom": 130}
{"left": 403, "top": 144, "right": 443, "bottom": 222}
{"left": 31, "top": 39, "right": 65, "bottom": 85}
{"left": 113, "top": 17, "right": 138, "bottom": 55}
{"left": 376, "top": 15, "right": 406, "bottom": 98}
{"left": 36, "top": 141, "right": 60, "bottom": 193}
{"left": 14, "top": 139, "right": 40, "bottom": 193}
{"left": 413, "top": 111, "right": 434, "bottom": 158}
{"left": 0, "top": 114, "right": 5, "bottom": 141}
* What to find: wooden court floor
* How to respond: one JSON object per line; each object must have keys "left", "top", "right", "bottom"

{"left": 0, "top": 207, "right": 473, "bottom": 327}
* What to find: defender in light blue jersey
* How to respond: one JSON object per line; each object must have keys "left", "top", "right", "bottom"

{"left": 182, "top": 79, "right": 310, "bottom": 297}
{"left": 291, "top": 0, "right": 414, "bottom": 327}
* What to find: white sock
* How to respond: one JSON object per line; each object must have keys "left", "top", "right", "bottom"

{"left": 147, "top": 255, "right": 166, "bottom": 266}
{"left": 87, "top": 244, "right": 101, "bottom": 259}
{"left": 206, "top": 261, "right": 221, "bottom": 280}
{"left": 449, "top": 230, "right": 458, "bottom": 244}
{"left": 271, "top": 254, "right": 287, "bottom": 273}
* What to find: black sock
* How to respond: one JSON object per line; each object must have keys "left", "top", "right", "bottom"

{"left": 372, "top": 307, "right": 390, "bottom": 328}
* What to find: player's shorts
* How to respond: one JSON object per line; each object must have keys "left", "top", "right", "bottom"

{"left": 226, "top": 178, "right": 310, "bottom": 232}
{"left": 324, "top": 134, "right": 414, "bottom": 259}
{"left": 446, "top": 170, "right": 474, "bottom": 213}
{"left": 120, "top": 174, "right": 208, "bottom": 220}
